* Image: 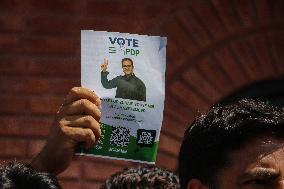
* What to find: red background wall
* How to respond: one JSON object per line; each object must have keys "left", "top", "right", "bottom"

{"left": 0, "top": 0, "right": 283, "bottom": 188}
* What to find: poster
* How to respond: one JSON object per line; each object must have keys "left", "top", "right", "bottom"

{"left": 78, "top": 30, "right": 167, "bottom": 163}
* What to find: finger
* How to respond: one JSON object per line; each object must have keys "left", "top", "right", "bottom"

{"left": 60, "top": 115, "right": 101, "bottom": 139}
{"left": 96, "top": 98, "right": 101, "bottom": 107}
{"left": 61, "top": 126, "right": 96, "bottom": 148}
{"left": 60, "top": 99, "right": 101, "bottom": 121}
{"left": 64, "top": 87, "right": 100, "bottom": 106}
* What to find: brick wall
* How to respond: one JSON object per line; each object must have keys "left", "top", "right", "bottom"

{"left": 0, "top": 0, "right": 284, "bottom": 188}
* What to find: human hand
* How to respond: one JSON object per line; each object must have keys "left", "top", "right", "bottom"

{"left": 101, "top": 58, "right": 108, "bottom": 72}
{"left": 31, "top": 87, "right": 101, "bottom": 175}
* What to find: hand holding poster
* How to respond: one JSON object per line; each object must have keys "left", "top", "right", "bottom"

{"left": 78, "top": 30, "right": 167, "bottom": 163}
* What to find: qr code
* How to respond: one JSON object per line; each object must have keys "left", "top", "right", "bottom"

{"left": 110, "top": 126, "right": 130, "bottom": 147}
{"left": 137, "top": 129, "right": 156, "bottom": 147}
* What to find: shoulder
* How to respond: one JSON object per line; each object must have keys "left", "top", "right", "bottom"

{"left": 101, "top": 71, "right": 109, "bottom": 75}
{"left": 133, "top": 75, "right": 145, "bottom": 86}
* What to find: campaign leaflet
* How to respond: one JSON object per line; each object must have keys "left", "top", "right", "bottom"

{"left": 78, "top": 30, "right": 167, "bottom": 163}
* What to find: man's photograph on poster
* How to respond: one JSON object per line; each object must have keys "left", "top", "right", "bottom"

{"left": 100, "top": 58, "right": 146, "bottom": 102}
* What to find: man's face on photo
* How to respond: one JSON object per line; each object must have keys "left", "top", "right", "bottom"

{"left": 122, "top": 60, "right": 133, "bottom": 76}
{"left": 215, "top": 136, "right": 284, "bottom": 189}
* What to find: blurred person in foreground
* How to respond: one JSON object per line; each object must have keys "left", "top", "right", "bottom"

{"left": 101, "top": 165, "right": 180, "bottom": 189}
{"left": 179, "top": 99, "right": 284, "bottom": 189}
{"left": 0, "top": 161, "right": 61, "bottom": 189}
{"left": 31, "top": 86, "right": 284, "bottom": 189}
{"left": 31, "top": 87, "right": 179, "bottom": 188}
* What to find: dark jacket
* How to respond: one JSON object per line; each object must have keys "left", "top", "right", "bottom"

{"left": 101, "top": 72, "right": 146, "bottom": 101}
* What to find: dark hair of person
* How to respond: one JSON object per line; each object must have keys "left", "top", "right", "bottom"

{"left": 100, "top": 165, "right": 180, "bottom": 189}
{"left": 121, "top": 58, "right": 133, "bottom": 67}
{"left": 0, "top": 162, "right": 61, "bottom": 189}
{"left": 178, "top": 99, "right": 284, "bottom": 189}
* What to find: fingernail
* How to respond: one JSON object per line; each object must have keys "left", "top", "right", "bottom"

{"left": 95, "top": 98, "right": 101, "bottom": 107}
{"left": 98, "top": 128, "right": 102, "bottom": 136}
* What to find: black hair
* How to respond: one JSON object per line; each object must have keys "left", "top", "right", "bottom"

{"left": 0, "top": 162, "right": 61, "bottom": 189}
{"left": 100, "top": 165, "right": 180, "bottom": 189}
{"left": 178, "top": 99, "right": 284, "bottom": 189}
{"left": 121, "top": 58, "right": 133, "bottom": 67}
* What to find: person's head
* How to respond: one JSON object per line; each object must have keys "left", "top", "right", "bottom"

{"left": 179, "top": 99, "right": 284, "bottom": 189}
{"left": 0, "top": 162, "right": 61, "bottom": 189}
{"left": 100, "top": 165, "right": 180, "bottom": 189}
{"left": 121, "top": 58, "right": 134, "bottom": 76}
